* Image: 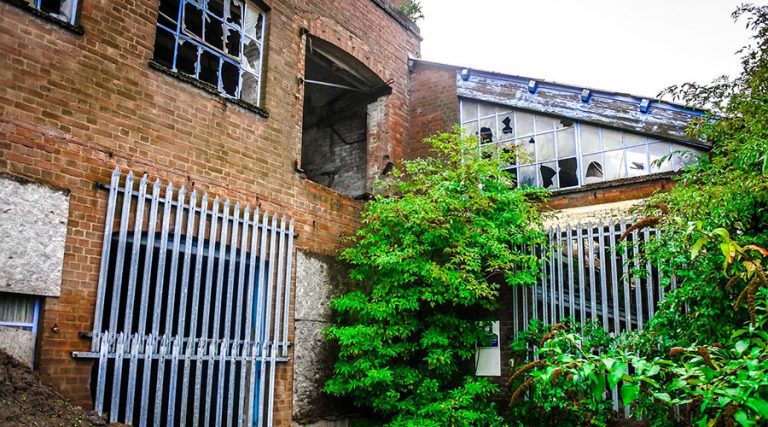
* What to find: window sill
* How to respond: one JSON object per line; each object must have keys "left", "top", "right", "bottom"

{"left": 2, "top": 0, "right": 84, "bottom": 35}
{"left": 548, "top": 171, "right": 679, "bottom": 196}
{"left": 148, "top": 60, "right": 269, "bottom": 119}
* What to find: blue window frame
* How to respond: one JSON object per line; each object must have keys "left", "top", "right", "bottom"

{"left": 152, "top": 0, "right": 267, "bottom": 107}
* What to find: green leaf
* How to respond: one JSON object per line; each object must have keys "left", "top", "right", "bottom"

{"left": 620, "top": 383, "right": 640, "bottom": 406}
{"left": 735, "top": 339, "right": 751, "bottom": 355}
{"left": 653, "top": 392, "right": 671, "bottom": 403}
{"left": 608, "top": 362, "right": 627, "bottom": 390}
{"left": 746, "top": 397, "right": 768, "bottom": 417}
{"left": 590, "top": 374, "right": 606, "bottom": 400}
{"left": 734, "top": 410, "right": 754, "bottom": 426}
{"left": 690, "top": 236, "right": 708, "bottom": 259}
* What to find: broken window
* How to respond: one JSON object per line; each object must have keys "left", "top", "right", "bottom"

{"left": 0, "top": 292, "right": 40, "bottom": 368}
{"left": 459, "top": 100, "right": 705, "bottom": 190}
{"left": 152, "top": 0, "right": 266, "bottom": 107}
{"left": 20, "top": 0, "right": 78, "bottom": 25}
{"left": 300, "top": 36, "right": 390, "bottom": 197}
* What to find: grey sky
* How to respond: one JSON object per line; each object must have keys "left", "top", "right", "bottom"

{"left": 417, "top": 0, "right": 754, "bottom": 100}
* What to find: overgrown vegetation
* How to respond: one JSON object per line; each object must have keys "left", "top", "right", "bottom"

{"left": 324, "top": 131, "right": 546, "bottom": 425}
{"left": 399, "top": 0, "right": 424, "bottom": 22}
{"left": 507, "top": 4, "right": 768, "bottom": 426}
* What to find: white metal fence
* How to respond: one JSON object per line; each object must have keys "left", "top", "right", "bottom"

{"left": 83, "top": 168, "right": 295, "bottom": 426}
{"left": 510, "top": 219, "right": 673, "bottom": 338}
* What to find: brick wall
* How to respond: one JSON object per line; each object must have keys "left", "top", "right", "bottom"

{"left": 408, "top": 62, "right": 458, "bottom": 159}
{"left": 0, "top": 0, "right": 420, "bottom": 423}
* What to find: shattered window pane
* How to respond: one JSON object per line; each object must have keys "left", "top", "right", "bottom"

{"left": 539, "top": 162, "right": 558, "bottom": 189}
{"left": 152, "top": 0, "right": 266, "bottom": 107}
{"left": 479, "top": 117, "right": 495, "bottom": 143}
{"left": 25, "top": 0, "right": 78, "bottom": 24}
{"left": 498, "top": 115, "right": 514, "bottom": 141}
{"left": 558, "top": 157, "right": 578, "bottom": 188}
{"left": 582, "top": 153, "right": 604, "bottom": 185}
{"left": 465, "top": 102, "right": 705, "bottom": 191}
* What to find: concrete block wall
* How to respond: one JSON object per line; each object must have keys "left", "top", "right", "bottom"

{"left": 0, "top": 0, "right": 420, "bottom": 424}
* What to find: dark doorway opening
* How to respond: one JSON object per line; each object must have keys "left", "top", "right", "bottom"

{"left": 301, "top": 36, "right": 390, "bottom": 197}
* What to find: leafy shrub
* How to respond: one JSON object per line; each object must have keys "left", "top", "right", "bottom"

{"left": 324, "top": 129, "right": 546, "bottom": 426}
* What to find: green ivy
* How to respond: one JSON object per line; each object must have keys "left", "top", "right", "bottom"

{"left": 324, "top": 129, "right": 546, "bottom": 426}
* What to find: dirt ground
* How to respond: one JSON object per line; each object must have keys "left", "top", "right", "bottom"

{"left": 0, "top": 350, "right": 109, "bottom": 426}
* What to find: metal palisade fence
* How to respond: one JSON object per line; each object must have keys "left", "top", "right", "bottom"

{"left": 511, "top": 219, "right": 673, "bottom": 337}
{"left": 509, "top": 219, "right": 676, "bottom": 412}
{"left": 85, "top": 168, "right": 295, "bottom": 426}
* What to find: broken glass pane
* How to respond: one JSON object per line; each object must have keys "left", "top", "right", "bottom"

{"left": 478, "top": 102, "right": 496, "bottom": 118}
{"left": 244, "top": 4, "right": 264, "bottom": 40}
{"left": 176, "top": 39, "right": 198, "bottom": 76}
{"left": 602, "top": 128, "right": 623, "bottom": 150}
{"left": 518, "top": 165, "right": 537, "bottom": 187}
{"left": 539, "top": 162, "right": 558, "bottom": 189}
{"left": 499, "top": 142, "right": 516, "bottom": 168}
{"left": 498, "top": 115, "right": 514, "bottom": 141}
{"left": 40, "top": 0, "right": 73, "bottom": 22}
{"left": 580, "top": 125, "right": 600, "bottom": 154}
{"left": 582, "top": 153, "right": 604, "bottom": 184}
{"left": 152, "top": 26, "right": 176, "bottom": 69}
{"left": 242, "top": 37, "right": 261, "bottom": 73}
{"left": 624, "top": 132, "right": 646, "bottom": 147}
{"left": 503, "top": 167, "right": 518, "bottom": 185}
{"left": 604, "top": 149, "right": 626, "bottom": 180}
{"left": 199, "top": 50, "right": 220, "bottom": 87}
{"left": 208, "top": 0, "right": 224, "bottom": 18}
{"left": 558, "top": 157, "right": 578, "bottom": 188}
{"left": 626, "top": 145, "right": 647, "bottom": 177}
{"left": 221, "top": 61, "right": 239, "bottom": 96}
{"left": 557, "top": 118, "right": 574, "bottom": 129}
{"left": 225, "top": 27, "right": 241, "bottom": 57}
{"left": 556, "top": 127, "right": 576, "bottom": 157}
{"left": 536, "top": 132, "right": 555, "bottom": 161}
{"left": 159, "top": 0, "right": 180, "bottom": 26}
{"left": 648, "top": 142, "right": 671, "bottom": 172}
{"left": 479, "top": 117, "right": 495, "bottom": 143}
{"left": 535, "top": 115, "right": 556, "bottom": 133}
{"left": 460, "top": 100, "right": 479, "bottom": 122}
{"left": 205, "top": 14, "right": 225, "bottom": 51}
{"left": 241, "top": 71, "right": 260, "bottom": 105}
{"left": 228, "top": 0, "right": 243, "bottom": 26}
{"left": 517, "top": 138, "right": 535, "bottom": 164}
{"left": 184, "top": 2, "right": 204, "bottom": 39}
{"left": 515, "top": 112, "right": 534, "bottom": 137}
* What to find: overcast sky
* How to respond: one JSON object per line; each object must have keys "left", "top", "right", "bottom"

{"left": 417, "top": 0, "right": 755, "bottom": 100}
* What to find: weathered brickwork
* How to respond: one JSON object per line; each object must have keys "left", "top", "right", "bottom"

{"left": 0, "top": 0, "right": 420, "bottom": 423}
{"left": 408, "top": 62, "right": 458, "bottom": 158}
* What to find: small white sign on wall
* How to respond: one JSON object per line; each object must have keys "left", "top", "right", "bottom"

{"left": 475, "top": 320, "right": 501, "bottom": 377}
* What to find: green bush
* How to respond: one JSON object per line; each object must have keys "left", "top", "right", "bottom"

{"left": 324, "top": 129, "right": 546, "bottom": 426}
